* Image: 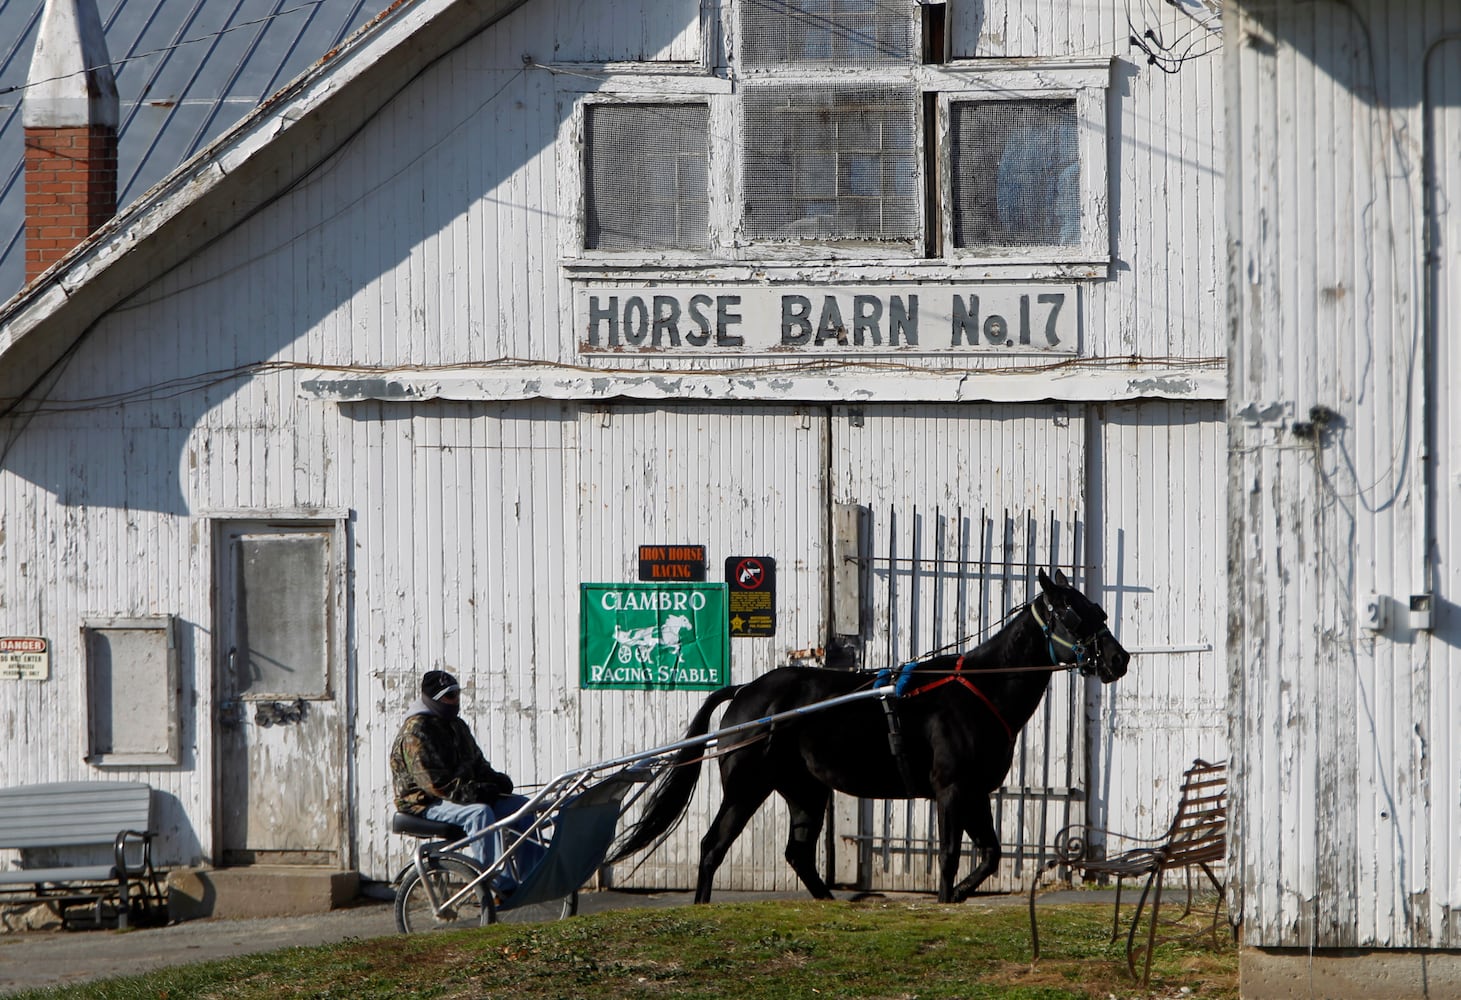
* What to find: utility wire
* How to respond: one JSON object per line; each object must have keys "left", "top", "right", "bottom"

{"left": 0, "top": 0, "right": 333, "bottom": 98}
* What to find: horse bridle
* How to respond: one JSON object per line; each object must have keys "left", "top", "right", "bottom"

{"left": 1029, "top": 594, "right": 1113, "bottom": 676}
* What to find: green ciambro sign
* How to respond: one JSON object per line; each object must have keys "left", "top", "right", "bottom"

{"left": 580, "top": 583, "right": 730, "bottom": 690}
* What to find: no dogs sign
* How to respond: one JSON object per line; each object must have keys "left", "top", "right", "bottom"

{"left": 725, "top": 556, "right": 776, "bottom": 637}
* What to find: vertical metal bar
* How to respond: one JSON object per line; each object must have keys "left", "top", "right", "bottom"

{"left": 908, "top": 504, "right": 921, "bottom": 662}
{"left": 1014, "top": 508, "right": 1036, "bottom": 876}
{"left": 881, "top": 504, "right": 895, "bottom": 876}
{"left": 933, "top": 505, "right": 945, "bottom": 654}
{"left": 1036, "top": 509, "right": 1057, "bottom": 874}
{"left": 977, "top": 506, "right": 989, "bottom": 637}
{"left": 955, "top": 504, "right": 967, "bottom": 646}
{"left": 885, "top": 505, "right": 896, "bottom": 675}
{"left": 905, "top": 504, "right": 921, "bottom": 870}
{"left": 1065, "top": 504, "right": 1084, "bottom": 843}
{"left": 985, "top": 508, "right": 1001, "bottom": 850}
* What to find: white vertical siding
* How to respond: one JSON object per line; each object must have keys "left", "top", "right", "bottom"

{"left": 1229, "top": 0, "right": 1461, "bottom": 950}
{"left": 576, "top": 405, "right": 827, "bottom": 892}
{"left": 0, "top": 0, "right": 1230, "bottom": 900}
{"left": 1433, "top": 28, "right": 1461, "bottom": 949}
{"left": 1091, "top": 402, "right": 1227, "bottom": 838}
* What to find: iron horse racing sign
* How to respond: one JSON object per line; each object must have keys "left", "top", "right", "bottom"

{"left": 580, "top": 583, "right": 730, "bottom": 691}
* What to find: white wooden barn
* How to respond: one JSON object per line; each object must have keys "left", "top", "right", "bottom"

{"left": 1226, "top": 0, "right": 1461, "bottom": 994}
{"left": 0, "top": 0, "right": 1230, "bottom": 910}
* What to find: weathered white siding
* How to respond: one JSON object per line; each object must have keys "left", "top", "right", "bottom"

{"left": 1092, "top": 401, "right": 1228, "bottom": 833}
{"left": 1228, "top": 0, "right": 1461, "bottom": 950}
{"left": 0, "top": 0, "right": 1229, "bottom": 893}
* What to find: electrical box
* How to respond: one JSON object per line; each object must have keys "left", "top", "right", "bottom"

{"left": 1409, "top": 594, "right": 1433, "bottom": 632}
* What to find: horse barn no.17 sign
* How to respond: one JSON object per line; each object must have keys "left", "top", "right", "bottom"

{"left": 575, "top": 285, "right": 1078, "bottom": 355}
{"left": 580, "top": 583, "right": 730, "bottom": 690}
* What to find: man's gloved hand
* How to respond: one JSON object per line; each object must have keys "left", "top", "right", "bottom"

{"left": 477, "top": 770, "right": 514, "bottom": 803}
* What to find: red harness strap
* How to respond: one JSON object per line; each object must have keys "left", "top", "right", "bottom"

{"left": 902, "top": 656, "right": 1016, "bottom": 746}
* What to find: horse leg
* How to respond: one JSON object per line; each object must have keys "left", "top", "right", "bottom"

{"left": 950, "top": 793, "right": 1001, "bottom": 902}
{"left": 778, "top": 780, "right": 834, "bottom": 900}
{"left": 695, "top": 782, "right": 772, "bottom": 904}
{"left": 935, "top": 798, "right": 962, "bottom": 904}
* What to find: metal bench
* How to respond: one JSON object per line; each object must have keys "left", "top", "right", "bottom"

{"left": 1029, "top": 758, "right": 1229, "bottom": 985}
{"left": 0, "top": 782, "right": 166, "bottom": 929}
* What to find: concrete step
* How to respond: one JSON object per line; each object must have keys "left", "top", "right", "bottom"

{"left": 167, "top": 866, "right": 360, "bottom": 921}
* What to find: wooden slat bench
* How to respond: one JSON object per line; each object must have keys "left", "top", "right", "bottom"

{"left": 0, "top": 782, "right": 166, "bottom": 930}
{"left": 1029, "top": 758, "right": 1229, "bottom": 985}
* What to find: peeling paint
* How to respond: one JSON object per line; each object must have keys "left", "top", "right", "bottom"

{"left": 1126, "top": 375, "right": 1196, "bottom": 396}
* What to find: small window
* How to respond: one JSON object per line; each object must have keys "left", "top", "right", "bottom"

{"left": 232, "top": 531, "right": 330, "bottom": 698}
{"left": 743, "top": 85, "right": 918, "bottom": 242}
{"left": 84, "top": 616, "right": 180, "bottom": 766}
{"left": 951, "top": 99, "right": 1080, "bottom": 250}
{"left": 586, "top": 103, "right": 710, "bottom": 251}
{"left": 741, "top": 0, "right": 916, "bottom": 66}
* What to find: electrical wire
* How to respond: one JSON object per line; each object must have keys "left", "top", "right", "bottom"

{"left": 0, "top": 0, "right": 335, "bottom": 99}
{"left": 1124, "top": 0, "right": 1221, "bottom": 75}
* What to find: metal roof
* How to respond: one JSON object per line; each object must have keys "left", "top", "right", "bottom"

{"left": 0, "top": 0, "right": 381, "bottom": 302}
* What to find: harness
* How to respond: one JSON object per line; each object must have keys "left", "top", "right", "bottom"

{"left": 899, "top": 655, "right": 1015, "bottom": 745}
{"left": 1029, "top": 595, "right": 1112, "bottom": 675}
{"left": 871, "top": 654, "right": 1017, "bottom": 796}
{"left": 873, "top": 595, "right": 1108, "bottom": 793}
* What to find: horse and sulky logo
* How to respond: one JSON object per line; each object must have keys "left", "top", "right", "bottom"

{"left": 580, "top": 583, "right": 729, "bottom": 690}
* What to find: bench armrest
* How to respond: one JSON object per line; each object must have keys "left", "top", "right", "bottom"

{"left": 1049, "top": 823, "right": 1168, "bottom": 865}
{"left": 113, "top": 829, "right": 156, "bottom": 876}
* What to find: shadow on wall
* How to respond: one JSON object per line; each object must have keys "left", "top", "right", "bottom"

{"left": 0, "top": 0, "right": 385, "bottom": 303}
{"left": 0, "top": 0, "right": 692, "bottom": 514}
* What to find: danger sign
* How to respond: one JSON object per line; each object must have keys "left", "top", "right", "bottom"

{"left": 0, "top": 636, "right": 50, "bottom": 680}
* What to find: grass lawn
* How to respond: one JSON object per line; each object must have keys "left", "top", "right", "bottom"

{"left": 9, "top": 898, "right": 1236, "bottom": 999}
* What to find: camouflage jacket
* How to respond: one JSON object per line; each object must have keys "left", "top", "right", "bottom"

{"left": 390, "top": 705, "right": 514, "bottom": 814}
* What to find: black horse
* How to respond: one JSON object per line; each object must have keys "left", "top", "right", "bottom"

{"left": 609, "top": 569, "right": 1130, "bottom": 904}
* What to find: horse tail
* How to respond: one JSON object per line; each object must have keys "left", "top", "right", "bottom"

{"left": 608, "top": 683, "right": 742, "bottom": 864}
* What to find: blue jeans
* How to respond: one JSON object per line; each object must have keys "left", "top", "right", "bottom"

{"left": 424, "top": 795, "right": 540, "bottom": 888}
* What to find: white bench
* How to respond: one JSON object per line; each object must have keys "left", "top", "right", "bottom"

{"left": 0, "top": 781, "right": 166, "bottom": 929}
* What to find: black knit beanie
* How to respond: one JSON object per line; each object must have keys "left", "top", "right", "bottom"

{"left": 421, "top": 670, "right": 460, "bottom": 701}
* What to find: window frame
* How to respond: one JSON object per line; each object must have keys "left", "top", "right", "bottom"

{"left": 83, "top": 615, "right": 181, "bottom": 767}
{"left": 932, "top": 62, "right": 1110, "bottom": 265}
{"left": 559, "top": 75, "right": 736, "bottom": 267}
{"left": 559, "top": 59, "right": 1111, "bottom": 276}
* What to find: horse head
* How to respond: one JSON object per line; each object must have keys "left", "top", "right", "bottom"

{"left": 1035, "top": 568, "right": 1130, "bottom": 683}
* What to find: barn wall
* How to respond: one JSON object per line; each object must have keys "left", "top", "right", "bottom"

{"left": 0, "top": 0, "right": 1229, "bottom": 892}
{"left": 1228, "top": 0, "right": 1461, "bottom": 950}
{"left": 1090, "top": 400, "right": 1228, "bottom": 834}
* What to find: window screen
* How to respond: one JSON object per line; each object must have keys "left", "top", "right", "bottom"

{"left": 741, "top": 0, "right": 916, "bottom": 66}
{"left": 234, "top": 532, "right": 330, "bottom": 697}
{"left": 586, "top": 103, "right": 710, "bottom": 251}
{"left": 951, "top": 99, "right": 1080, "bottom": 249}
{"left": 743, "top": 85, "right": 918, "bottom": 242}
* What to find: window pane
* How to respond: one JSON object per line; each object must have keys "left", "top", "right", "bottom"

{"left": 586, "top": 103, "right": 711, "bottom": 251}
{"left": 235, "top": 534, "right": 329, "bottom": 697}
{"left": 741, "top": 0, "right": 916, "bottom": 66}
{"left": 951, "top": 99, "right": 1080, "bottom": 249}
{"left": 743, "top": 85, "right": 918, "bottom": 242}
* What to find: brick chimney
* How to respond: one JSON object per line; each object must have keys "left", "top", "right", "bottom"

{"left": 23, "top": 0, "right": 119, "bottom": 283}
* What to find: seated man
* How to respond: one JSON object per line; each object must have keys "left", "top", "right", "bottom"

{"left": 390, "top": 670, "right": 540, "bottom": 890}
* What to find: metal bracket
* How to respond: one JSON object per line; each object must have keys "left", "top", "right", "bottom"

{"left": 254, "top": 699, "right": 308, "bottom": 727}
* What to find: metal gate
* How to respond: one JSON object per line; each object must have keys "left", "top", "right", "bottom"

{"left": 831, "top": 505, "right": 1088, "bottom": 895}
